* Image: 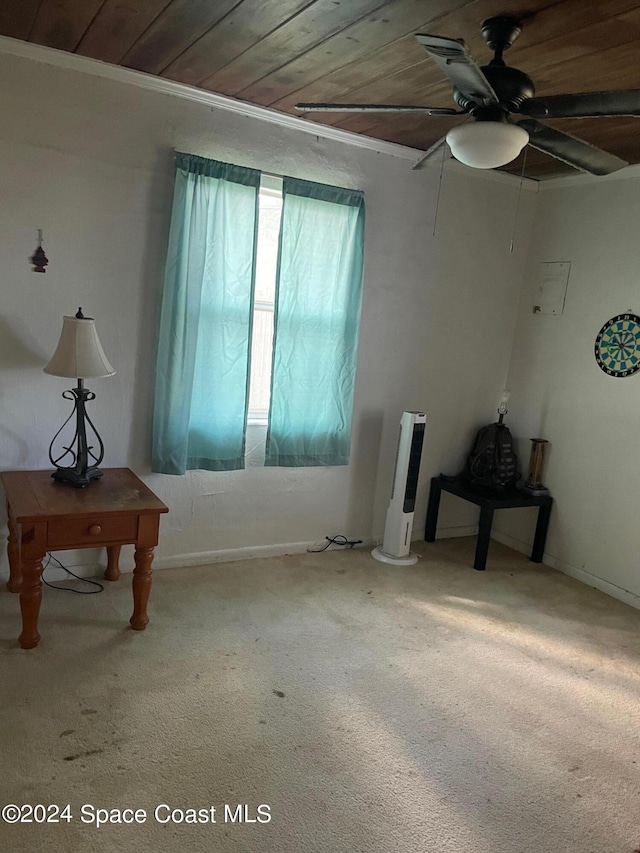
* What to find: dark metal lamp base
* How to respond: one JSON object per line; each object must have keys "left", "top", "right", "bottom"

{"left": 48, "top": 378, "right": 106, "bottom": 489}
{"left": 51, "top": 466, "right": 103, "bottom": 488}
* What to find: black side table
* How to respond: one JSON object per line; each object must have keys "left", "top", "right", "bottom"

{"left": 424, "top": 476, "right": 553, "bottom": 571}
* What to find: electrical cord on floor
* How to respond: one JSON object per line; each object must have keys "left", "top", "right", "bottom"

{"left": 42, "top": 552, "right": 104, "bottom": 595}
{"left": 307, "top": 535, "right": 363, "bottom": 553}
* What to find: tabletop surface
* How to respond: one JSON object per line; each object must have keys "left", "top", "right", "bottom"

{"left": 433, "top": 475, "right": 552, "bottom": 508}
{"left": 1, "top": 468, "right": 169, "bottom": 522}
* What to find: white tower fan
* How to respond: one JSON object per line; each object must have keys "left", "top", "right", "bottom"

{"left": 372, "top": 411, "right": 426, "bottom": 566}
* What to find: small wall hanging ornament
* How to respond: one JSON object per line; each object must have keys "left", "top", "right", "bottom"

{"left": 594, "top": 312, "right": 640, "bottom": 377}
{"left": 30, "top": 229, "right": 48, "bottom": 273}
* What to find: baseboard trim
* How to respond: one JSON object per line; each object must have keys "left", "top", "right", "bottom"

{"left": 9, "top": 529, "right": 637, "bottom": 611}
{"left": 155, "top": 541, "right": 326, "bottom": 570}
{"left": 369, "top": 525, "right": 478, "bottom": 549}
{"left": 20, "top": 539, "right": 376, "bottom": 582}
{"left": 489, "top": 528, "right": 532, "bottom": 556}
{"left": 421, "top": 524, "right": 479, "bottom": 541}
{"left": 491, "top": 528, "right": 640, "bottom": 611}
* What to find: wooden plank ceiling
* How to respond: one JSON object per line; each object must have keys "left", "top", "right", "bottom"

{"left": 2, "top": 0, "right": 640, "bottom": 179}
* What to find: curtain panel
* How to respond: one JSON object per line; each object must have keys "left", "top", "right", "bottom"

{"left": 152, "top": 152, "right": 260, "bottom": 474}
{"left": 265, "top": 177, "right": 365, "bottom": 467}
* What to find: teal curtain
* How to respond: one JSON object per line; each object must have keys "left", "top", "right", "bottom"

{"left": 265, "top": 177, "right": 365, "bottom": 467}
{"left": 152, "top": 153, "right": 260, "bottom": 474}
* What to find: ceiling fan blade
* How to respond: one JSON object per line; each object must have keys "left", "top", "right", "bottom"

{"left": 518, "top": 120, "right": 628, "bottom": 175}
{"left": 415, "top": 33, "right": 498, "bottom": 106}
{"left": 520, "top": 89, "right": 640, "bottom": 119}
{"left": 295, "top": 103, "right": 459, "bottom": 115}
{"left": 411, "top": 137, "right": 449, "bottom": 171}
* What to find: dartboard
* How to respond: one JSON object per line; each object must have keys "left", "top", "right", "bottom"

{"left": 594, "top": 313, "right": 640, "bottom": 377}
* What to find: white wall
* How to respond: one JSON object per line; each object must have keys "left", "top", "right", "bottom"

{"left": 494, "top": 172, "right": 640, "bottom": 607}
{"left": 0, "top": 45, "right": 535, "bottom": 577}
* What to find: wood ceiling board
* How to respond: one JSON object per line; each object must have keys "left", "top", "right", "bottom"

{"left": 409, "top": 0, "right": 640, "bottom": 71}
{"left": 503, "top": 160, "right": 570, "bottom": 179}
{"left": 495, "top": 6, "right": 640, "bottom": 97}
{"left": 543, "top": 116, "right": 640, "bottom": 160}
{"left": 407, "top": 0, "right": 562, "bottom": 58}
{"left": 532, "top": 39, "right": 640, "bottom": 97}
{"left": 162, "top": 0, "right": 320, "bottom": 86}
{"left": 199, "top": 0, "right": 394, "bottom": 97}
{"left": 502, "top": 142, "right": 570, "bottom": 174}
{"left": 503, "top": 0, "right": 640, "bottom": 50}
{"left": 0, "top": 1, "right": 41, "bottom": 40}
{"left": 28, "top": 0, "right": 106, "bottom": 52}
{"left": 305, "top": 58, "right": 441, "bottom": 114}
{"left": 277, "top": 0, "right": 636, "bottom": 114}
{"left": 264, "top": 0, "right": 558, "bottom": 111}
{"left": 348, "top": 114, "right": 466, "bottom": 146}
{"left": 75, "top": 0, "right": 173, "bottom": 64}
{"left": 268, "top": 0, "right": 602, "bottom": 115}
{"left": 272, "top": 33, "right": 430, "bottom": 113}
{"left": 121, "top": 0, "right": 241, "bottom": 74}
{"left": 226, "top": 0, "right": 478, "bottom": 103}
{"left": 411, "top": 0, "right": 563, "bottom": 52}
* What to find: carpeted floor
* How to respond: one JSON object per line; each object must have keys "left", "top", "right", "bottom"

{"left": 1, "top": 536, "right": 639, "bottom": 853}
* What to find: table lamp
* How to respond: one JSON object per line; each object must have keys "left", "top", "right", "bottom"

{"left": 43, "top": 308, "right": 115, "bottom": 487}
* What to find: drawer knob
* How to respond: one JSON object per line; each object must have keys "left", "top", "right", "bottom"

{"left": 88, "top": 525, "right": 102, "bottom": 536}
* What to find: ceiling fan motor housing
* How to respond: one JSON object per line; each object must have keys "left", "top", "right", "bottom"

{"left": 453, "top": 65, "right": 535, "bottom": 112}
{"left": 484, "top": 64, "right": 535, "bottom": 110}
{"left": 453, "top": 16, "right": 535, "bottom": 112}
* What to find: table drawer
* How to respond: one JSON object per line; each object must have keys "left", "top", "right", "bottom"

{"left": 48, "top": 515, "right": 138, "bottom": 548}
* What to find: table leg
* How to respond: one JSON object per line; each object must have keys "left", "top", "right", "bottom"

{"left": 130, "top": 546, "right": 153, "bottom": 631}
{"left": 19, "top": 556, "right": 44, "bottom": 649}
{"left": 474, "top": 506, "right": 494, "bottom": 571}
{"left": 6, "top": 511, "right": 21, "bottom": 593}
{"left": 424, "top": 480, "right": 442, "bottom": 542}
{"left": 105, "top": 544, "right": 122, "bottom": 581}
{"left": 531, "top": 502, "right": 552, "bottom": 563}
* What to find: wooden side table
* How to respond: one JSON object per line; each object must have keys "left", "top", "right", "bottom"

{"left": 1, "top": 468, "right": 168, "bottom": 649}
{"left": 424, "top": 475, "right": 553, "bottom": 571}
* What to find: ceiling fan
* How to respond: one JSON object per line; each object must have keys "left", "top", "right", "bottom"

{"left": 295, "top": 16, "right": 640, "bottom": 175}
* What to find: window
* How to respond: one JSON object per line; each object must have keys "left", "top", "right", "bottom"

{"left": 152, "top": 153, "right": 364, "bottom": 474}
{"left": 247, "top": 176, "right": 283, "bottom": 425}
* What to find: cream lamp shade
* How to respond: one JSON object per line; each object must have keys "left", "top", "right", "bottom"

{"left": 44, "top": 312, "right": 115, "bottom": 379}
{"left": 446, "top": 121, "right": 529, "bottom": 169}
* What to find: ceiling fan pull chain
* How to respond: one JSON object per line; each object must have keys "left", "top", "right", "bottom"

{"left": 510, "top": 144, "right": 528, "bottom": 254}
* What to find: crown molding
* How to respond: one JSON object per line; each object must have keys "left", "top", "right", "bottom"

{"left": 0, "top": 34, "right": 537, "bottom": 188}
{"left": 0, "top": 34, "right": 421, "bottom": 161}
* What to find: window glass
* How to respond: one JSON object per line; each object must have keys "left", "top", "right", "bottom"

{"left": 248, "top": 179, "right": 283, "bottom": 421}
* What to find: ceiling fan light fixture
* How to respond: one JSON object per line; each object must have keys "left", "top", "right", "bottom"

{"left": 446, "top": 121, "right": 529, "bottom": 169}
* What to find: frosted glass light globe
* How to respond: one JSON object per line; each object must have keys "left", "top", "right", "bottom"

{"left": 446, "top": 122, "right": 529, "bottom": 169}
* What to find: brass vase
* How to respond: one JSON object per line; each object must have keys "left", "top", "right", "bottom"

{"left": 524, "top": 438, "right": 549, "bottom": 494}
